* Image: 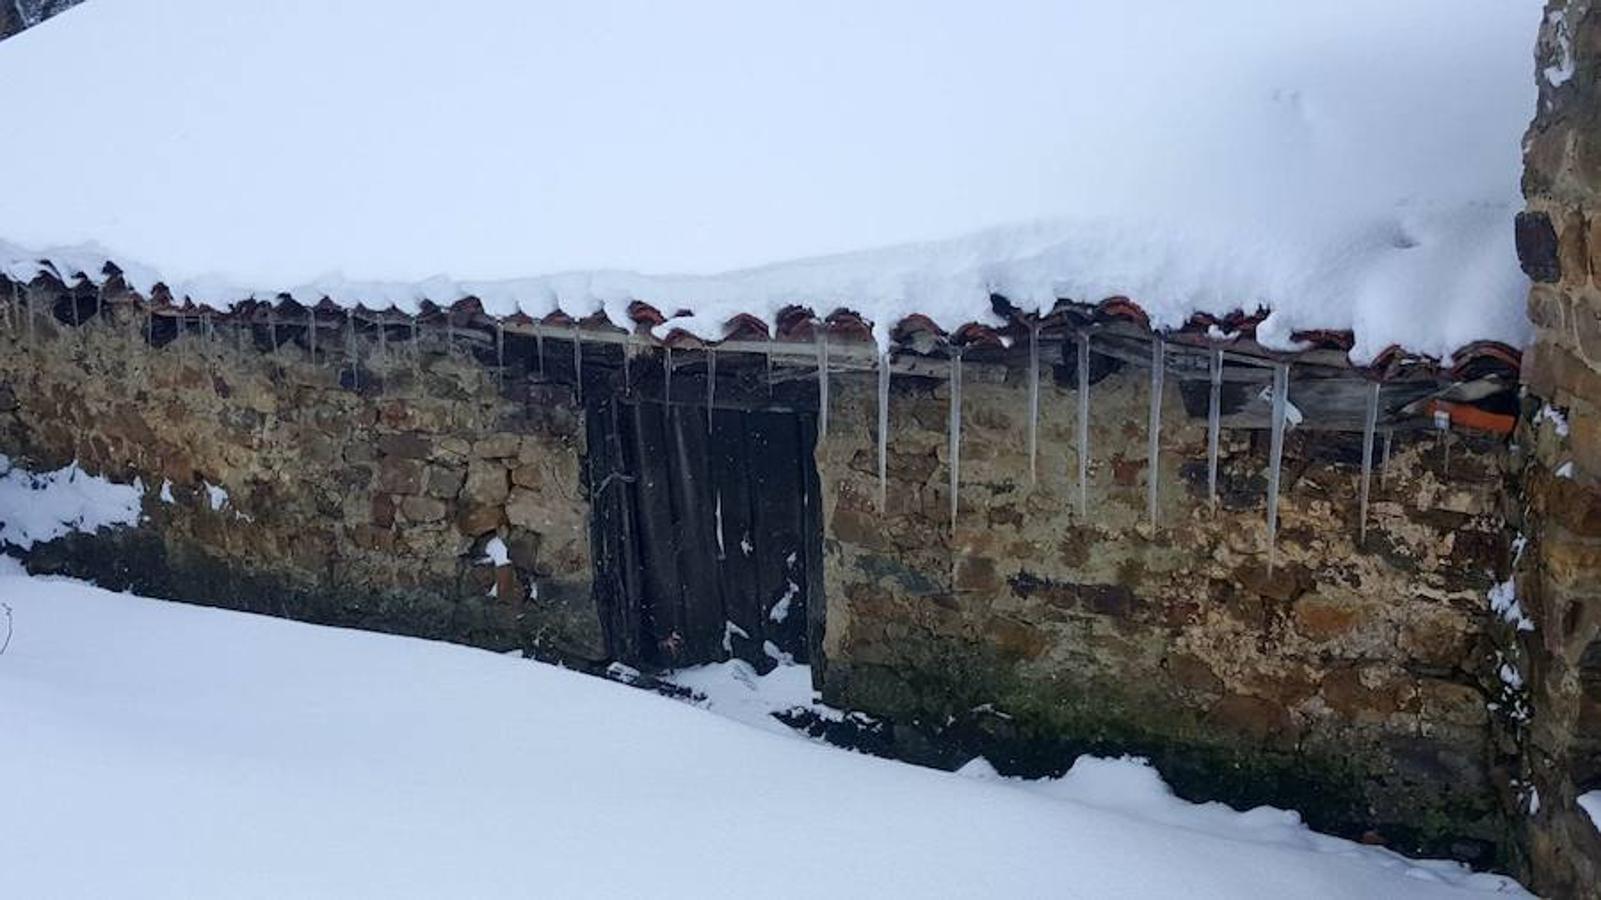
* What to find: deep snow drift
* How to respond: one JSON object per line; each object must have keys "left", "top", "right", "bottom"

{"left": 0, "top": 0, "right": 1540, "bottom": 360}
{"left": 0, "top": 574, "right": 1529, "bottom": 898}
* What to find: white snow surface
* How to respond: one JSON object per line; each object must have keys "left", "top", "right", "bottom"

{"left": 0, "top": 455, "right": 142, "bottom": 549}
{"left": 0, "top": 0, "right": 1538, "bottom": 361}
{"left": 0, "top": 578, "right": 1531, "bottom": 898}
{"left": 1580, "top": 791, "right": 1601, "bottom": 831}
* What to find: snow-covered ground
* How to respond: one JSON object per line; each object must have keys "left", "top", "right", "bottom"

{"left": 0, "top": 570, "right": 1529, "bottom": 898}
{"left": 0, "top": 0, "right": 1540, "bottom": 360}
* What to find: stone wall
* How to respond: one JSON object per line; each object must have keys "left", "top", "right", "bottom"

{"left": 1516, "top": 1, "right": 1601, "bottom": 893}
{"left": 0, "top": 286, "right": 600, "bottom": 660}
{"left": 817, "top": 344, "right": 1514, "bottom": 864}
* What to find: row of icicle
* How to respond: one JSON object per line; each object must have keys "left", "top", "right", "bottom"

{"left": 2, "top": 281, "right": 1391, "bottom": 568}
{"left": 820, "top": 331, "right": 1389, "bottom": 572}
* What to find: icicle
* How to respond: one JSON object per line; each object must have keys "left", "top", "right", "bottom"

{"left": 714, "top": 491, "right": 727, "bottom": 560}
{"left": 1027, "top": 324, "right": 1041, "bottom": 485}
{"left": 949, "top": 348, "right": 963, "bottom": 531}
{"left": 765, "top": 342, "right": 774, "bottom": 395}
{"left": 1358, "top": 381, "right": 1379, "bottom": 547}
{"left": 495, "top": 322, "right": 506, "bottom": 389}
{"left": 1266, "top": 363, "right": 1289, "bottom": 572}
{"left": 1381, "top": 429, "right": 1393, "bottom": 487}
{"left": 664, "top": 345, "right": 673, "bottom": 400}
{"left": 307, "top": 309, "right": 316, "bottom": 362}
{"left": 1076, "top": 332, "right": 1090, "bottom": 517}
{"left": 69, "top": 286, "right": 79, "bottom": 327}
{"left": 410, "top": 317, "right": 420, "bottom": 374}
{"left": 706, "top": 348, "right": 717, "bottom": 432}
{"left": 1207, "top": 349, "right": 1222, "bottom": 511}
{"left": 572, "top": 324, "right": 583, "bottom": 403}
{"left": 877, "top": 349, "right": 891, "bottom": 514}
{"left": 1147, "top": 336, "right": 1164, "bottom": 526}
{"left": 95, "top": 283, "right": 103, "bottom": 322}
{"left": 377, "top": 315, "right": 387, "bottom": 358}
{"left": 536, "top": 329, "right": 546, "bottom": 377}
{"left": 816, "top": 328, "right": 830, "bottom": 441}
{"left": 268, "top": 309, "right": 278, "bottom": 353}
{"left": 621, "top": 339, "right": 632, "bottom": 396}
{"left": 346, "top": 310, "right": 359, "bottom": 389}
{"left": 445, "top": 315, "right": 455, "bottom": 355}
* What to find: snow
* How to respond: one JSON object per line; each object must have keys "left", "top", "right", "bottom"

{"left": 479, "top": 536, "right": 509, "bottom": 567}
{"left": 1490, "top": 578, "right": 1535, "bottom": 632}
{"left": 0, "top": 575, "right": 1531, "bottom": 898}
{"left": 768, "top": 579, "right": 799, "bottom": 624}
{"left": 1544, "top": 9, "right": 1576, "bottom": 88}
{"left": 0, "top": 0, "right": 1539, "bottom": 361}
{"left": 202, "top": 481, "right": 228, "bottom": 512}
{"left": 0, "top": 454, "right": 142, "bottom": 550}
{"left": 1537, "top": 403, "right": 1570, "bottom": 437}
{"left": 720, "top": 619, "right": 749, "bottom": 655}
{"left": 1580, "top": 791, "right": 1601, "bottom": 831}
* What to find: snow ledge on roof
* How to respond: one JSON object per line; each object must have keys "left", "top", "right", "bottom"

{"left": 0, "top": 203, "right": 1530, "bottom": 367}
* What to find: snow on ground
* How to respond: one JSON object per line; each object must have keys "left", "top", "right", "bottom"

{"left": 0, "top": 576, "right": 1530, "bottom": 899}
{"left": 0, "top": 0, "right": 1539, "bottom": 360}
{"left": 0, "top": 454, "right": 142, "bottom": 549}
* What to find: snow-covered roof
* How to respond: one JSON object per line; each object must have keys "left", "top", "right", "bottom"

{"left": 0, "top": 0, "right": 1540, "bottom": 363}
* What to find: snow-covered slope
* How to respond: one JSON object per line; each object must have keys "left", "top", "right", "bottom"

{"left": 0, "top": 573, "right": 1530, "bottom": 898}
{"left": 0, "top": 1, "right": 1539, "bottom": 360}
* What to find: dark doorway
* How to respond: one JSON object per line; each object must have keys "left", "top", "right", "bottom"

{"left": 587, "top": 390, "right": 824, "bottom": 674}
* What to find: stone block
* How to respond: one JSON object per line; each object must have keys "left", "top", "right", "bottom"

{"left": 400, "top": 495, "right": 448, "bottom": 523}
{"left": 506, "top": 487, "right": 548, "bottom": 531}
{"left": 954, "top": 555, "right": 1001, "bottom": 593}
{"left": 376, "top": 456, "right": 423, "bottom": 494}
{"left": 983, "top": 615, "right": 1048, "bottom": 661}
{"left": 1204, "top": 694, "right": 1293, "bottom": 743}
{"left": 1560, "top": 208, "right": 1591, "bottom": 287}
{"left": 474, "top": 433, "right": 521, "bottom": 459}
{"left": 1415, "top": 678, "right": 1487, "bottom": 729}
{"left": 1517, "top": 211, "right": 1562, "bottom": 282}
{"left": 462, "top": 459, "right": 510, "bottom": 506}
{"left": 1293, "top": 595, "right": 1362, "bottom": 643}
{"left": 1525, "top": 338, "right": 1601, "bottom": 410}
{"left": 371, "top": 493, "right": 396, "bottom": 528}
{"left": 377, "top": 431, "right": 431, "bottom": 459}
{"left": 1239, "top": 560, "right": 1311, "bottom": 603}
{"left": 455, "top": 503, "right": 504, "bottom": 537}
{"left": 1527, "top": 284, "right": 1570, "bottom": 333}
{"left": 505, "top": 527, "right": 542, "bottom": 570}
{"left": 1543, "top": 534, "right": 1601, "bottom": 591}
{"left": 423, "top": 464, "right": 465, "bottom": 499}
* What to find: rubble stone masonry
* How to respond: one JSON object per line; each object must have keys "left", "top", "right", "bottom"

{"left": 1517, "top": 1, "right": 1601, "bottom": 893}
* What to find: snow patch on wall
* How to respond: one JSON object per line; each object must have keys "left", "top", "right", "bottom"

{"left": 1544, "top": 9, "right": 1576, "bottom": 87}
{"left": 0, "top": 455, "right": 142, "bottom": 549}
{"left": 1489, "top": 578, "right": 1535, "bottom": 632}
{"left": 1580, "top": 791, "right": 1601, "bottom": 831}
{"left": 480, "top": 536, "right": 509, "bottom": 567}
